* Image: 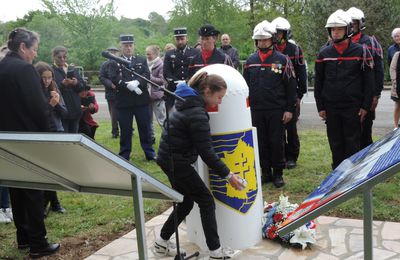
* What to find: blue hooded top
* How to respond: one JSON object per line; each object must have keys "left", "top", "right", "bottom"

{"left": 173, "top": 82, "right": 205, "bottom": 111}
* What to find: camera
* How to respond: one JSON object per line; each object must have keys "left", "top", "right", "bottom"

{"left": 82, "top": 96, "right": 95, "bottom": 107}
{"left": 66, "top": 65, "right": 75, "bottom": 79}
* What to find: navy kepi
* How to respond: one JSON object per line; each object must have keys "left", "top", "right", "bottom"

{"left": 174, "top": 27, "right": 187, "bottom": 37}
{"left": 120, "top": 34, "right": 134, "bottom": 43}
{"left": 198, "top": 24, "right": 220, "bottom": 37}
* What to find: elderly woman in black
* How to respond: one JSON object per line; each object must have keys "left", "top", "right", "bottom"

{"left": 0, "top": 28, "right": 60, "bottom": 258}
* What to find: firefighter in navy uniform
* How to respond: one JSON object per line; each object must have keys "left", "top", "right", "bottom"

{"left": 315, "top": 10, "right": 374, "bottom": 169}
{"left": 244, "top": 21, "right": 297, "bottom": 188}
{"left": 163, "top": 27, "right": 199, "bottom": 109}
{"left": 347, "top": 7, "right": 384, "bottom": 149}
{"left": 188, "top": 24, "right": 233, "bottom": 78}
{"left": 272, "top": 17, "right": 307, "bottom": 169}
{"left": 109, "top": 34, "right": 156, "bottom": 161}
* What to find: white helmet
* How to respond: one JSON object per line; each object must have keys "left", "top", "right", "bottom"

{"left": 346, "top": 7, "right": 365, "bottom": 30}
{"left": 271, "top": 17, "right": 292, "bottom": 40}
{"left": 325, "top": 9, "right": 352, "bottom": 28}
{"left": 271, "top": 17, "right": 291, "bottom": 31}
{"left": 252, "top": 20, "right": 275, "bottom": 40}
{"left": 325, "top": 9, "right": 353, "bottom": 41}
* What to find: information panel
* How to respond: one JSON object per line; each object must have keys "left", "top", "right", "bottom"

{"left": 279, "top": 128, "right": 400, "bottom": 230}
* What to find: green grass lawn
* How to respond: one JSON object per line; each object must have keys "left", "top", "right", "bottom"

{"left": 0, "top": 121, "right": 399, "bottom": 259}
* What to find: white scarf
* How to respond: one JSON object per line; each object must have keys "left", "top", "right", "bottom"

{"left": 147, "top": 56, "right": 160, "bottom": 71}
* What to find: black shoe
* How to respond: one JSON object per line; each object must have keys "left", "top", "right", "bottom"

{"left": 261, "top": 169, "right": 273, "bottom": 184}
{"left": 18, "top": 243, "right": 30, "bottom": 250}
{"left": 262, "top": 174, "right": 273, "bottom": 184}
{"left": 151, "top": 137, "right": 156, "bottom": 144}
{"left": 146, "top": 156, "right": 157, "bottom": 161}
{"left": 112, "top": 133, "right": 119, "bottom": 138}
{"left": 51, "top": 205, "right": 66, "bottom": 214}
{"left": 273, "top": 174, "right": 285, "bottom": 188}
{"left": 29, "top": 243, "right": 60, "bottom": 258}
{"left": 286, "top": 160, "right": 297, "bottom": 169}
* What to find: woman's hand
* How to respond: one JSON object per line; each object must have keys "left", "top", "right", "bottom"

{"left": 62, "top": 77, "right": 78, "bottom": 86}
{"left": 88, "top": 103, "right": 95, "bottom": 111}
{"left": 228, "top": 173, "right": 246, "bottom": 190}
{"left": 49, "top": 91, "right": 60, "bottom": 107}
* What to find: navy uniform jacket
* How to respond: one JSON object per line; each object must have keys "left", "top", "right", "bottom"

{"left": 314, "top": 41, "right": 374, "bottom": 112}
{"left": 163, "top": 46, "right": 199, "bottom": 92}
{"left": 109, "top": 55, "right": 151, "bottom": 108}
{"left": 275, "top": 42, "right": 307, "bottom": 99}
{"left": 0, "top": 52, "right": 50, "bottom": 132}
{"left": 99, "top": 59, "right": 118, "bottom": 100}
{"left": 188, "top": 48, "right": 233, "bottom": 78}
{"left": 243, "top": 50, "right": 297, "bottom": 112}
{"left": 353, "top": 33, "right": 384, "bottom": 97}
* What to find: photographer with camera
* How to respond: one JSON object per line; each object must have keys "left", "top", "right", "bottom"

{"left": 52, "top": 46, "right": 84, "bottom": 134}
{"left": 78, "top": 85, "right": 99, "bottom": 139}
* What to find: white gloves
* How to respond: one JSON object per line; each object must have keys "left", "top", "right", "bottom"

{"left": 174, "top": 80, "right": 186, "bottom": 86}
{"left": 125, "top": 80, "right": 142, "bottom": 95}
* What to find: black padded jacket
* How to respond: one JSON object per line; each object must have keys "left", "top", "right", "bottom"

{"left": 156, "top": 83, "right": 230, "bottom": 178}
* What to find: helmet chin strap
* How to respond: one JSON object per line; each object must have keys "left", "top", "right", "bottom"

{"left": 332, "top": 35, "right": 348, "bottom": 44}
{"left": 257, "top": 42, "right": 274, "bottom": 52}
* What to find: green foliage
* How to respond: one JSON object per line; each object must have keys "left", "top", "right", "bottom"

{"left": 169, "top": 0, "right": 251, "bottom": 48}
{"left": 42, "top": 0, "right": 116, "bottom": 69}
{"left": 1, "top": 0, "right": 399, "bottom": 76}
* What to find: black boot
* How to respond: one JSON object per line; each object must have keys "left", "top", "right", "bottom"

{"left": 262, "top": 168, "right": 273, "bottom": 184}
{"left": 286, "top": 160, "right": 297, "bottom": 169}
{"left": 273, "top": 168, "right": 285, "bottom": 188}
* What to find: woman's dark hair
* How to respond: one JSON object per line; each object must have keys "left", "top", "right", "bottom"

{"left": 34, "top": 61, "right": 59, "bottom": 92}
{"left": 52, "top": 46, "right": 68, "bottom": 58}
{"left": 7, "top": 28, "right": 39, "bottom": 52}
{"left": 188, "top": 71, "right": 227, "bottom": 95}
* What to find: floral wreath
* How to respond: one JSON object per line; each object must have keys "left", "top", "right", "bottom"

{"left": 262, "top": 195, "right": 316, "bottom": 249}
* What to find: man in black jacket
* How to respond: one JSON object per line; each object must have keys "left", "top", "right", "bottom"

{"left": 99, "top": 46, "right": 120, "bottom": 138}
{"left": 51, "top": 46, "right": 85, "bottom": 134}
{"left": 347, "top": 7, "right": 384, "bottom": 149}
{"left": 188, "top": 24, "right": 233, "bottom": 78}
{"left": 163, "top": 27, "right": 199, "bottom": 109}
{"left": 315, "top": 10, "right": 374, "bottom": 169}
{"left": 272, "top": 17, "right": 308, "bottom": 169}
{"left": 218, "top": 34, "right": 240, "bottom": 69}
{"left": 244, "top": 20, "right": 297, "bottom": 188}
{"left": 109, "top": 34, "right": 156, "bottom": 161}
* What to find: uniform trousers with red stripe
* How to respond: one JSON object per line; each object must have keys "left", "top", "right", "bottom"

{"left": 326, "top": 107, "right": 361, "bottom": 169}
{"left": 251, "top": 109, "right": 286, "bottom": 173}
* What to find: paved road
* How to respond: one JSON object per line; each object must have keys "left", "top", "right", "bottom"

{"left": 92, "top": 90, "right": 395, "bottom": 136}
{"left": 299, "top": 90, "right": 394, "bottom": 135}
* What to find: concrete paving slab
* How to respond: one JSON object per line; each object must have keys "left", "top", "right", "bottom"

{"left": 86, "top": 208, "right": 400, "bottom": 260}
